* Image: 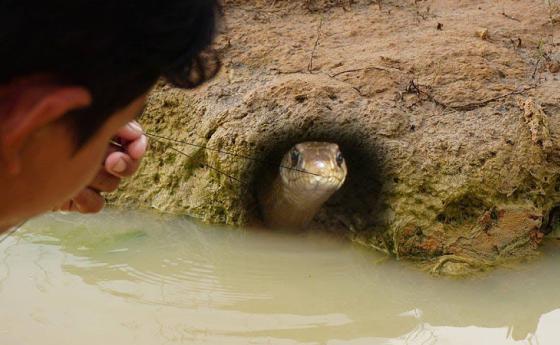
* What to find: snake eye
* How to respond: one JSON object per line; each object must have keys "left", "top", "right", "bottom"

{"left": 336, "top": 151, "right": 344, "bottom": 167}
{"left": 290, "top": 149, "right": 300, "bottom": 168}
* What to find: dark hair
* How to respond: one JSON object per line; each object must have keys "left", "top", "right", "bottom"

{"left": 0, "top": 0, "right": 221, "bottom": 145}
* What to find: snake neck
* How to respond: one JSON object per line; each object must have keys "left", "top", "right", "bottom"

{"left": 259, "top": 174, "right": 336, "bottom": 230}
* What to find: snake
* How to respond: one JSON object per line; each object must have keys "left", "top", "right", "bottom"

{"left": 257, "top": 142, "right": 348, "bottom": 230}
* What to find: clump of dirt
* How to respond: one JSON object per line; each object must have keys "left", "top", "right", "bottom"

{"left": 109, "top": 0, "right": 560, "bottom": 275}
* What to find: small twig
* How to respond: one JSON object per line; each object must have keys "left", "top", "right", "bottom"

{"left": 269, "top": 68, "right": 306, "bottom": 75}
{"left": 406, "top": 80, "right": 449, "bottom": 109}
{"left": 510, "top": 37, "right": 522, "bottom": 49}
{"left": 406, "top": 79, "right": 421, "bottom": 95}
{"left": 532, "top": 58, "right": 542, "bottom": 80}
{"left": 351, "top": 86, "right": 365, "bottom": 96}
{"left": 307, "top": 16, "right": 324, "bottom": 73}
{"left": 446, "top": 86, "right": 538, "bottom": 111}
{"left": 329, "top": 65, "right": 401, "bottom": 77}
{"left": 404, "top": 80, "right": 537, "bottom": 111}
{"left": 502, "top": 11, "right": 520, "bottom": 22}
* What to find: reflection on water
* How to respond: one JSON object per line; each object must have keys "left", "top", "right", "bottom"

{"left": 1, "top": 210, "right": 560, "bottom": 344}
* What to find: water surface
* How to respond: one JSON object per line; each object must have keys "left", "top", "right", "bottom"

{"left": 1, "top": 210, "right": 559, "bottom": 344}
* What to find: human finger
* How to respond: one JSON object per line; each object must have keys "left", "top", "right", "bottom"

{"left": 71, "top": 187, "right": 106, "bottom": 213}
{"left": 126, "top": 133, "right": 148, "bottom": 160}
{"left": 104, "top": 151, "right": 140, "bottom": 178}
{"left": 88, "top": 169, "right": 121, "bottom": 193}
{"left": 114, "top": 120, "right": 144, "bottom": 142}
{"left": 53, "top": 200, "right": 73, "bottom": 212}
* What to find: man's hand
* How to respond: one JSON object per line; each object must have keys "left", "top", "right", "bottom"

{"left": 54, "top": 121, "right": 148, "bottom": 213}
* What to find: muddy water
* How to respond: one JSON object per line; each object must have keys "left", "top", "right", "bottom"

{"left": 1, "top": 211, "right": 560, "bottom": 344}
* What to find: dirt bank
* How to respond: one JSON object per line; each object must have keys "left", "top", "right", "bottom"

{"left": 108, "top": 0, "right": 560, "bottom": 274}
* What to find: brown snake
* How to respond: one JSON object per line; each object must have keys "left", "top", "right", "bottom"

{"left": 258, "top": 142, "right": 347, "bottom": 230}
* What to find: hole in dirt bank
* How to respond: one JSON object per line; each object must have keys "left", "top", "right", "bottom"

{"left": 542, "top": 205, "right": 560, "bottom": 235}
{"left": 436, "top": 194, "right": 489, "bottom": 226}
{"left": 244, "top": 121, "right": 385, "bottom": 233}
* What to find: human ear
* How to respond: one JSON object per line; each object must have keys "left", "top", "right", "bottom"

{"left": 0, "top": 85, "right": 92, "bottom": 175}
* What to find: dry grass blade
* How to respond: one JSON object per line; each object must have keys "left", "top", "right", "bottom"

{"left": 144, "top": 132, "right": 325, "bottom": 177}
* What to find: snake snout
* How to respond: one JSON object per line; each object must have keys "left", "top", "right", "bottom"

{"left": 307, "top": 173, "right": 345, "bottom": 191}
{"left": 313, "top": 161, "right": 327, "bottom": 170}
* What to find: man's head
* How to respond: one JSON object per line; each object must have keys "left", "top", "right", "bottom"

{"left": 0, "top": 0, "right": 220, "bottom": 229}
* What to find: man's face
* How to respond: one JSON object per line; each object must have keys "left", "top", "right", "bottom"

{"left": 0, "top": 94, "right": 147, "bottom": 229}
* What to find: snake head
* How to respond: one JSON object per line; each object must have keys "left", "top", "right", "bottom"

{"left": 280, "top": 142, "right": 347, "bottom": 193}
{"left": 260, "top": 142, "right": 349, "bottom": 230}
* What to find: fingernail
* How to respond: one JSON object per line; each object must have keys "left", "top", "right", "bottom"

{"left": 112, "top": 158, "right": 127, "bottom": 173}
{"left": 128, "top": 121, "right": 142, "bottom": 133}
